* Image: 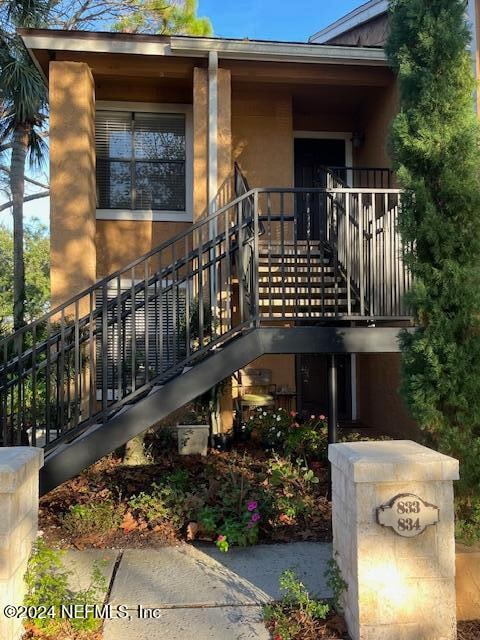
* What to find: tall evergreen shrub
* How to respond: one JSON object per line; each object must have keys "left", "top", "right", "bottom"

{"left": 386, "top": 0, "right": 480, "bottom": 503}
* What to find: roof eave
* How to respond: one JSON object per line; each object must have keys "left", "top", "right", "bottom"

{"left": 18, "top": 29, "right": 387, "bottom": 72}
{"left": 309, "top": 0, "right": 388, "bottom": 44}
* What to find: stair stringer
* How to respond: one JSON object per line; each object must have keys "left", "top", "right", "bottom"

{"left": 40, "top": 329, "right": 264, "bottom": 494}
{"left": 40, "top": 325, "right": 412, "bottom": 494}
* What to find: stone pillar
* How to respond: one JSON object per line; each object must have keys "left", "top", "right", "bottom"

{"left": 0, "top": 448, "right": 44, "bottom": 640}
{"left": 49, "top": 61, "right": 96, "bottom": 313}
{"left": 329, "top": 440, "right": 459, "bottom": 640}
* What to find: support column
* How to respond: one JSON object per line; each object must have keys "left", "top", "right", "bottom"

{"left": 217, "top": 68, "right": 232, "bottom": 206}
{"left": 329, "top": 440, "right": 459, "bottom": 640}
{"left": 193, "top": 67, "right": 208, "bottom": 221}
{"left": 0, "top": 448, "right": 44, "bottom": 640}
{"left": 49, "top": 61, "right": 96, "bottom": 313}
{"left": 328, "top": 354, "right": 338, "bottom": 445}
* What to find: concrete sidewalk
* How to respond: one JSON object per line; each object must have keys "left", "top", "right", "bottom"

{"left": 65, "top": 542, "right": 332, "bottom": 640}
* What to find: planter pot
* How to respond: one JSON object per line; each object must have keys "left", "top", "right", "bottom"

{"left": 177, "top": 424, "right": 209, "bottom": 456}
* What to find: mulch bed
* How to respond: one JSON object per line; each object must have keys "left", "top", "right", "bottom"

{"left": 265, "top": 611, "right": 349, "bottom": 640}
{"left": 39, "top": 445, "right": 331, "bottom": 550}
{"left": 457, "top": 620, "right": 480, "bottom": 640}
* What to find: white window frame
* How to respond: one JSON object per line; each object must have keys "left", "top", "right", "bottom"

{"left": 96, "top": 101, "right": 193, "bottom": 222}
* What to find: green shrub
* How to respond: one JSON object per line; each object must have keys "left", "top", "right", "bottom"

{"left": 62, "top": 500, "right": 122, "bottom": 537}
{"left": 128, "top": 470, "right": 198, "bottom": 530}
{"left": 455, "top": 498, "right": 480, "bottom": 546}
{"left": 324, "top": 554, "right": 348, "bottom": 613}
{"left": 196, "top": 458, "right": 264, "bottom": 552}
{"left": 387, "top": 1, "right": 480, "bottom": 504}
{"left": 24, "top": 537, "right": 107, "bottom": 636}
{"left": 263, "top": 569, "right": 330, "bottom": 640}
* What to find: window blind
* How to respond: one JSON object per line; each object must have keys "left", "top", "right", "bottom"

{"left": 96, "top": 111, "right": 186, "bottom": 211}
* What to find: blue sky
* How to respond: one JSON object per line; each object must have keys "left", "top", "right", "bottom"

{"left": 198, "top": 0, "right": 361, "bottom": 42}
{"left": 1, "top": 0, "right": 362, "bottom": 229}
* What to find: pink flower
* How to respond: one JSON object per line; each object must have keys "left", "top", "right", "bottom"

{"left": 217, "top": 535, "right": 226, "bottom": 542}
{"left": 247, "top": 522, "right": 255, "bottom": 529}
{"left": 290, "top": 410, "right": 297, "bottom": 417}
{"left": 247, "top": 501, "right": 258, "bottom": 512}
{"left": 319, "top": 414, "right": 326, "bottom": 421}
{"left": 290, "top": 422, "right": 300, "bottom": 429}
{"left": 251, "top": 512, "right": 261, "bottom": 523}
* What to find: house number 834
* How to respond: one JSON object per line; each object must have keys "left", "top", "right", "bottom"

{"left": 376, "top": 493, "right": 440, "bottom": 537}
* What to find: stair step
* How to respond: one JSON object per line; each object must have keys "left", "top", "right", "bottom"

{"left": 259, "top": 276, "right": 341, "bottom": 284}
{"left": 258, "top": 256, "right": 330, "bottom": 265}
{"left": 259, "top": 298, "right": 351, "bottom": 307}
{"left": 259, "top": 286, "right": 348, "bottom": 296}
{"left": 261, "top": 311, "right": 355, "bottom": 318}
{"left": 258, "top": 265, "right": 336, "bottom": 274}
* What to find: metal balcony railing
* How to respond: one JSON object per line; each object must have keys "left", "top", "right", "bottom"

{"left": 0, "top": 180, "right": 410, "bottom": 451}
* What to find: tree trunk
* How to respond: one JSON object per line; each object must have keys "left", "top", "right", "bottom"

{"left": 10, "top": 125, "right": 29, "bottom": 331}
{"left": 123, "top": 433, "right": 150, "bottom": 466}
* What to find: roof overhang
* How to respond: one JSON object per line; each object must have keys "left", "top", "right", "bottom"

{"left": 18, "top": 28, "right": 387, "bottom": 82}
{"left": 309, "top": 0, "right": 388, "bottom": 44}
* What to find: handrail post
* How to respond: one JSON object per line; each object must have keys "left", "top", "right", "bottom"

{"left": 346, "top": 193, "right": 351, "bottom": 315}
{"left": 359, "top": 193, "right": 365, "bottom": 316}
{"left": 253, "top": 189, "right": 260, "bottom": 327}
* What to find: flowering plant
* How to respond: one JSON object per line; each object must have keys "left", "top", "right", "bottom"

{"left": 247, "top": 407, "right": 292, "bottom": 451}
{"left": 214, "top": 500, "right": 262, "bottom": 552}
{"left": 285, "top": 412, "right": 328, "bottom": 461}
{"left": 246, "top": 408, "right": 328, "bottom": 461}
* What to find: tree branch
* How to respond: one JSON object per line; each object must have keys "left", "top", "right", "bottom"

{"left": 0, "top": 143, "right": 13, "bottom": 154}
{"left": 0, "top": 190, "right": 50, "bottom": 213}
{"left": 0, "top": 165, "right": 49, "bottom": 190}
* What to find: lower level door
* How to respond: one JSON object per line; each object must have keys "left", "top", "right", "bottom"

{"left": 296, "top": 354, "right": 351, "bottom": 420}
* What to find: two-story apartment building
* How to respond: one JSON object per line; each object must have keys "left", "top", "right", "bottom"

{"left": 4, "top": 0, "right": 477, "bottom": 490}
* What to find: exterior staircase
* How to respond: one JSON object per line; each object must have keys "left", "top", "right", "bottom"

{"left": 258, "top": 241, "right": 358, "bottom": 318}
{"left": 0, "top": 168, "right": 410, "bottom": 494}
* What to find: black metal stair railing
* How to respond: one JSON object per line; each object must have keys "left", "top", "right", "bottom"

{"left": 0, "top": 181, "right": 410, "bottom": 453}
{"left": 0, "top": 189, "right": 258, "bottom": 449}
{"left": 253, "top": 188, "right": 410, "bottom": 321}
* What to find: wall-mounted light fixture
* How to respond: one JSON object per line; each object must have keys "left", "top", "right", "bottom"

{"left": 352, "top": 130, "right": 365, "bottom": 149}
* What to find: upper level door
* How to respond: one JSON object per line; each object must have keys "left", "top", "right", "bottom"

{"left": 294, "top": 138, "right": 346, "bottom": 241}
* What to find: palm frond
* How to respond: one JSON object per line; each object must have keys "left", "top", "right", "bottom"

{"left": 3, "top": 0, "right": 50, "bottom": 29}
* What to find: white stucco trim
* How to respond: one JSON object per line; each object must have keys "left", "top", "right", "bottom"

{"left": 95, "top": 101, "right": 193, "bottom": 222}
{"left": 309, "top": 0, "right": 388, "bottom": 44}
{"left": 96, "top": 210, "right": 192, "bottom": 222}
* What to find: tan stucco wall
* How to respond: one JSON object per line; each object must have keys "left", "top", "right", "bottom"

{"left": 356, "top": 353, "right": 419, "bottom": 438}
{"left": 456, "top": 545, "right": 480, "bottom": 620}
{"left": 232, "top": 85, "right": 293, "bottom": 188}
{"left": 49, "top": 61, "right": 96, "bottom": 311}
{"left": 354, "top": 79, "right": 398, "bottom": 169}
{"left": 95, "top": 220, "right": 191, "bottom": 278}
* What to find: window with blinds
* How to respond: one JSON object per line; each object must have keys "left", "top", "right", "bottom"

{"left": 96, "top": 111, "right": 186, "bottom": 211}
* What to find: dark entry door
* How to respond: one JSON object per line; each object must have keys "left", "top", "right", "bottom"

{"left": 296, "top": 354, "right": 351, "bottom": 420}
{"left": 294, "top": 138, "right": 346, "bottom": 241}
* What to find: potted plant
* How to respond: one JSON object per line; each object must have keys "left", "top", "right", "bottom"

{"left": 177, "top": 405, "right": 210, "bottom": 456}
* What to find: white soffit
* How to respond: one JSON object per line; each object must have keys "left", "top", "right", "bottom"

{"left": 20, "top": 31, "right": 387, "bottom": 67}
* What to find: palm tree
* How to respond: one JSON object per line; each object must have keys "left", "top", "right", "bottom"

{"left": 0, "top": 1, "right": 49, "bottom": 330}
